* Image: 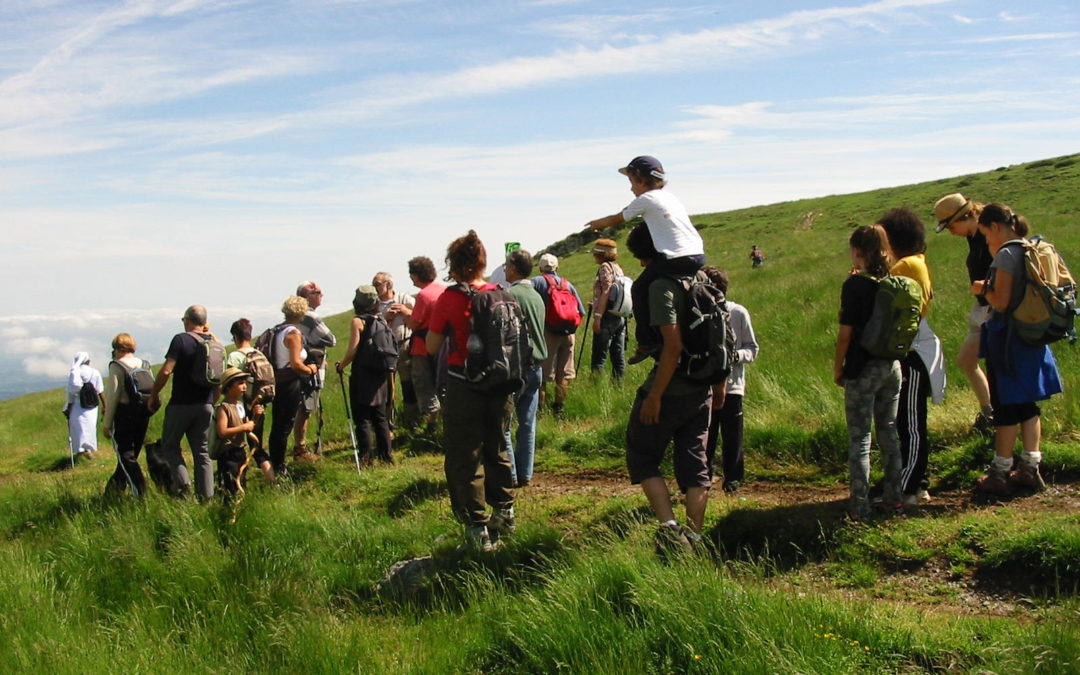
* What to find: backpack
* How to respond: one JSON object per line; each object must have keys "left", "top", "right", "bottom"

{"left": 450, "top": 284, "right": 529, "bottom": 396}
{"left": 859, "top": 274, "right": 923, "bottom": 359}
{"left": 240, "top": 349, "right": 276, "bottom": 404}
{"left": 355, "top": 314, "right": 399, "bottom": 373}
{"left": 673, "top": 276, "right": 736, "bottom": 385}
{"left": 604, "top": 265, "right": 634, "bottom": 318}
{"left": 111, "top": 359, "right": 155, "bottom": 411}
{"left": 187, "top": 331, "right": 226, "bottom": 388}
{"left": 1003, "top": 237, "right": 1078, "bottom": 346}
{"left": 542, "top": 274, "right": 582, "bottom": 334}
{"left": 78, "top": 380, "right": 99, "bottom": 409}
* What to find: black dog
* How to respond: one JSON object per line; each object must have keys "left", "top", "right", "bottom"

{"left": 143, "top": 440, "right": 175, "bottom": 494}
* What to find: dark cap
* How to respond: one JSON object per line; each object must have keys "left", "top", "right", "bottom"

{"left": 618, "top": 155, "right": 665, "bottom": 181}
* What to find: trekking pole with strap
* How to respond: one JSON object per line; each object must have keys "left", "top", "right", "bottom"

{"left": 338, "top": 370, "right": 362, "bottom": 474}
{"left": 109, "top": 431, "right": 141, "bottom": 497}
{"left": 576, "top": 305, "right": 593, "bottom": 372}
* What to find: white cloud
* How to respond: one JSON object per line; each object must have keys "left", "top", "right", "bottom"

{"left": 961, "top": 32, "right": 1079, "bottom": 44}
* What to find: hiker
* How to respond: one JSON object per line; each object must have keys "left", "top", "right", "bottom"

{"left": 934, "top": 193, "right": 995, "bottom": 434}
{"left": 426, "top": 230, "right": 515, "bottom": 552}
{"left": 589, "top": 238, "right": 628, "bottom": 379}
{"left": 226, "top": 318, "right": 257, "bottom": 369}
{"left": 103, "top": 333, "right": 153, "bottom": 495}
{"left": 373, "top": 272, "right": 417, "bottom": 426}
{"left": 700, "top": 267, "right": 758, "bottom": 494}
{"left": 147, "top": 305, "right": 218, "bottom": 499}
{"left": 879, "top": 208, "right": 946, "bottom": 507}
{"left": 503, "top": 249, "right": 548, "bottom": 487}
{"left": 293, "top": 281, "right": 336, "bottom": 459}
{"left": 211, "top": 367, "right": 269, "bottom": 495}
{"left": 750, "top": 245, "right": 765, "bottom": 268}
{"left": 406, "top": 256, "right": 447, "bottom": 433}
{"left": 268, "top": 296, "right": 320, "bottom": 477}
{"left": 623, "top": 223, "right": 714, "bottom": 552}
{"left": 227, "top": 318, "right": 274, "bottom": 455}
{"left": 971, "top": 204, "right": 1063, "bottom": 494}
{"left": 335, "top": 285, "right": 394, "bottom": 465}
{"left": 64, "top": 351, "right": 105, "bottom": 461}
{"left": 586, "top": 155, "right": 706, "bottom": 364}
{"left": 833, "top": 226, "right": 903, "bottom": 520}
{"left": 530, "top": 253, "right": 585, "bottom": 417}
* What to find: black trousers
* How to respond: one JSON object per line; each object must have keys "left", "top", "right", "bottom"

{"left": 106, "top": 404, "right": 149, "bottom": 496}
{"left": 705, "top": 393, "right": 744, "bottom": 485}
{"left": 269, "top": 374, "right": 302, "bottom": 473}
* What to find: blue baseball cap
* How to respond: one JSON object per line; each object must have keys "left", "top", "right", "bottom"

{"left": 618, "top": 155, "right": 665, "bottom": 180}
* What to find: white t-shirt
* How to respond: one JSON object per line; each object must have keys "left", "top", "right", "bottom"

{"left": 273, "top": 325, "right": 306, "bottom": 370}
{"left": 622, "top": 189, "right": 703, "bottom": 258}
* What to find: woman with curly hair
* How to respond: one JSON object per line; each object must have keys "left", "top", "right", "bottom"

{"left": 426, "top": 230, "right": 515, "bottom": 552}
{"left": 268, "top": 296, "right": 319, "bottom": 477}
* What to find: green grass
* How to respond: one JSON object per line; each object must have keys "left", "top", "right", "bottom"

{"left": 2, "top": 153, "right": 1080, "bottom": 671}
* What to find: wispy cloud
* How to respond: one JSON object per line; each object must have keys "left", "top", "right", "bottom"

{"left": 961, "top": 32, "right": 1079, "bottom": 44}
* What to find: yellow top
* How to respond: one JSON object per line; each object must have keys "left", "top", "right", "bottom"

{"left": 891, "top": 254, "right": 932, "bottom": 317}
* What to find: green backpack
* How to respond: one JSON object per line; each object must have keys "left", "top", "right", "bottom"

{"left": 859, "top": 274, "right": 922, "bottom": 359}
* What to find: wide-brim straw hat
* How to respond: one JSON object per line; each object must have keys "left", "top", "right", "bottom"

{"left": 933, "top": 193, "right": 974, "bottom": 233}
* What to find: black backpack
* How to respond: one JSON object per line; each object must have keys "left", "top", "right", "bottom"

{"left": 186, "top": 331, "right": 226, "bottom": 387}
{"left": 673, "top": 276, "right": 736, "bottom": 385}
{"left": 355, "top": 314, "right": 399, "bottom": 373}
{"left": 78, "top": 381, "right": 99, "bottom": 409}
{"left": 111, "top": 359, "right": 155, "bottom": 411}
{"left": 450, "top": 284, "right": 529, "bottom": 396}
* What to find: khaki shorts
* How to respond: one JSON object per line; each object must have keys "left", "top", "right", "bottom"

{"left": 964, "top": 302, "right": 992, "bottom": 346}
{"left": 543, "top": 331, "right": 576, "bottom": 382}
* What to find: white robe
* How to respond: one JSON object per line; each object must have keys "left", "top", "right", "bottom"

{"left": 66, "top": 353, "right": 104, "bottom": 454}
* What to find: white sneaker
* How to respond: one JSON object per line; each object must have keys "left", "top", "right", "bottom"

{"left": 916, "top": 489, "right": 931, "bottom": 502}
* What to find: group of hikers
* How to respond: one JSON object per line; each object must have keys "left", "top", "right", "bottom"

{"left": 62, "top": 154, "right": 1070, "bottom": 551}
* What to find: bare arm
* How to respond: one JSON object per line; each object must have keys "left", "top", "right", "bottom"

{"left": 285, "top": 331, "right": 317, "bottom": 375}
{"left": 147, "top": 358, "right": 175, "bottom": 411}
{"left": 336, "top": 317, "right": 364, "bottom": 373}
{"left": 640, "top": 323, "right": 682, "bottom": 425}
{"left": 973, "top": 269, "right": 1014, "bottom": 312}
{"left": 426, "top": 331, "right": 444, "bottom": 357}
{"left": 587, "top": 213, "right": 625, "bottom": 232}
{"left": 216, "top": 406, "right": 254, "bottom": 439}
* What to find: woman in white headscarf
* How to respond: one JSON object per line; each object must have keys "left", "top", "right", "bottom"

{"left": 64, "top": 351, "right": 105, "bottom": 460}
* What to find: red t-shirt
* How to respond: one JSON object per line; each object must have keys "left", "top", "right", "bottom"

{"left": 409, "top": 282, "right": 447, "bottom": 356}
{"left": 428, "top": 282, "right": 497, "bottom": 367}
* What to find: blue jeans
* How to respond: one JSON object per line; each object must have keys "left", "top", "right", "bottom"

{"left": 506, "top": 364, "right": 542, "bottom": 485}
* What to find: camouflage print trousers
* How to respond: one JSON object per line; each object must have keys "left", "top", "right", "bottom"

{"left": 844, "top": 359, "right": 902, "bottom": 517}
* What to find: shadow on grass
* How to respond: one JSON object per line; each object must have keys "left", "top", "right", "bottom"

{"left": 710, "top": 498, "right": 849, "bottom": 570}
{"left": 387, "top": 477, "right": 447, "bottom": 518}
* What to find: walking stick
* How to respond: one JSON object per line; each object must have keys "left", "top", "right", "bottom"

{"left": 338, "top": 370, "right": 362, "bottom": 474}
{"left": 110, "top": 434, "right": 140, "bottom": 496}
{"left": 315, "top": 395, "right": 324, "bottom": 455}
{"left": 576, "top": 305, "right": 593, "bottom": 372}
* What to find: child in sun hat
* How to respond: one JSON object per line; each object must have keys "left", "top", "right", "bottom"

{"left": 210, "top": 367, "right": 272, "bottom": 495}
{"left": 586, "top": 155, "right": 705, "bottom": 362}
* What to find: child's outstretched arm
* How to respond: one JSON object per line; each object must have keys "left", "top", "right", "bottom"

{"left": 586, "top": 213, "right": 625, "bottom": 231}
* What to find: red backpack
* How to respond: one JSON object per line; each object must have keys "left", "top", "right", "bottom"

{"left": 542, "top": 274, "right": 582, "bottom": 335}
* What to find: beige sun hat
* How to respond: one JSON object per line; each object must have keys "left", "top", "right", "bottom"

{"left": 220, "top": 367, "right": 248, "bottom": 392}
{"left": 933, "top": 193, "right": 974, "bottom": 233}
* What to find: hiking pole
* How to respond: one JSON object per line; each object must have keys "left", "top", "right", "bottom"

{"left": 315, "top": 395, "right": 324, "bottom": 455}
{"left": 576, "top": 305, "right": 593, "bottom": 372}
{"left": 109, "top": 432, "right": 140, "bottom": 497}
{"left": 338, "top": 370, "right": 362, "bottom": 474}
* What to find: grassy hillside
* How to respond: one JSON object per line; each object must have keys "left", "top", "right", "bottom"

{"left": 1, "top": 154, "right": 1079, "bottom": 672}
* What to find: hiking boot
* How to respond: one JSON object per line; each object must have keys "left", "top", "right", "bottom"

{"left": 722, "top": 480, "right": 741, "bottom": 494}
{"left": 464, "top": 525, "right": 494, "bottom": 553}
{"left": 916, "top": 489, "right": 931, "bottom": 503}
{"left": 1010, "top": 465, "right": 1046, "bottom": 491}
{"left": 551, "top": 402, "right": 565, "bottom": 419}
{"left": 976, "top": 469, "right": 1011, "bottom": 495}
{"left": 654, "top": 522, "right": 693, "bottom": 558}
{"left": 293, "top": 446, "right": 319, "bottom": 462}
{"left": 488, "top": 507, "right": 516, "bottom": 544}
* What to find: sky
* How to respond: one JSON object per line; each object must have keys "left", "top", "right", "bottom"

{"left": 1, "top": 0, "right": 1078, "bottom": 396}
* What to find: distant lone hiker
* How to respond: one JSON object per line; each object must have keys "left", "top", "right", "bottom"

{"left": 750, "top": 245, "right": 765, "bottom": 268}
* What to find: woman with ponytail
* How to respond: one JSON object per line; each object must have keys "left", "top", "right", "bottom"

{"left": 971, "top": 204, "right": 1062, "bottom": 494}
{"left": 833, "top": 225, "right": 903, "bottom": 520}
